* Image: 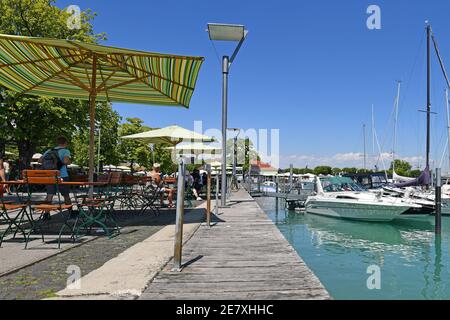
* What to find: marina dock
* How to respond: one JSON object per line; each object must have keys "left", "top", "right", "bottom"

{"left": 141, "top": 189, "right": 330, "bottom": 300}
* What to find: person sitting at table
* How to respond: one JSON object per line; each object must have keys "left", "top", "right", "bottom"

{"left": 149, "top": 163, "right": 174, "bottom": 208}
{"left": 39, "top": 136, "right": 73, "bottom": 219}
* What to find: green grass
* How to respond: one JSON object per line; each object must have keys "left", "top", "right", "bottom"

{"left": 37, "top": 289, "right": 58, "bottom": 299}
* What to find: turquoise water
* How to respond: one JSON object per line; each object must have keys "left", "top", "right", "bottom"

{"left": 256, "top": 197, "right": 450, "bottom": 300}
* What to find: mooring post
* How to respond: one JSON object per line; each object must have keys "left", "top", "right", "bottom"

{"left": 289, "top": 164, "right": 294, "bottom": 191}
{"left": 206, "top": 164, "right": 212, "bottom": 228}
{"left": 215, "top": 171, "right": 220, "bottom": 216}
{"left": 173, "top": 158, "right": 186, "bottom": 272}
{"left": 275, "top": 175, "right": 279, "bottom": 211}
{"left": 435, "top": 168, "right": 442, "bottom": 235}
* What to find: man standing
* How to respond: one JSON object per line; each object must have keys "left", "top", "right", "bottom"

{"left": 40, "top": 137, "right": 73, "bottom": 213}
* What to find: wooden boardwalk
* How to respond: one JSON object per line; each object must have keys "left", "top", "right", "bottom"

{"left": 141, "top": 189, "right": 330, "bottom": 300}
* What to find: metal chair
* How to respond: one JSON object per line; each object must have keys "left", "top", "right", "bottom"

{"left": 0, "top": 197, "right": 28, "bottom": 247}
{"left": 73, "top": 172, "right": 121, "bottom": 238}
{"left": 23, "top": 170, "right": 75, "bottom": 249}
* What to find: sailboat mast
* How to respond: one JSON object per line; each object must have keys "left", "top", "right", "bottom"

{"left": 363, "top": 124, "right": 367, "bottom": 170}
{"left": 446, "top": 89, "right": 450, "bottom": 173}
{"left": 372, "top": 104, "right": 375, "bottom": 156}
{"left": 426, "top": 23, "right": 431, "bottom": 171}
{"left": 393, "top": 81, "right": 401, "bottom": 173}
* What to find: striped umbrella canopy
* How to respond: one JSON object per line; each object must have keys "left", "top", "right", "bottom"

{"left": 121, "top": 125, "right": 214, "bottom": 145}
{"left": 0, "top": 33, "right": 204, "bottom": 183}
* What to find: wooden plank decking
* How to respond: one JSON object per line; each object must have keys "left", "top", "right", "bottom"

{"left": 140, "top": 189, "right": 330, "bottom": 300}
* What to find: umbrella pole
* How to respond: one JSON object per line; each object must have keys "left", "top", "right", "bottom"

{"left": 88, "top": 55, "right": 98, "bottom": 196}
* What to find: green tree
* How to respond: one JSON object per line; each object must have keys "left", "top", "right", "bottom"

{"left": 71, "top": 103, "right": 121, "bottom": 167}
{"left": 332, "top": 168, "right": 342, "bottom": 175}
{"left": 390, "top": 160, "right": 412, "bottom": 176}
{"left": 0, "top": 0, "right": 105, "bottom": 169}
{"left": 116, "top": 118, "right": 152, "bottom": 168}
{"left": 153, "top": 143, "right": 177, "bottom": 174}
{"left": 314, "top": 166, "right": 333, "bottom": 176}
{"left": 357, "top": 169, "right": 374, "bottom": 174}
{"left": 116, "top": 118, "right": 176, "bottom": 173}
{"left": 342, "top": 167, "right": 358, "bottom": 174}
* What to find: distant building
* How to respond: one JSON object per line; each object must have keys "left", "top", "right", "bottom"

{"left": 250, "top": 160, "right": 278, "bottom": 176}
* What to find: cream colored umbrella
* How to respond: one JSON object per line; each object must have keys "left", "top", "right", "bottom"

{"left": 121, "top": 125, "right": 214, "bottom": 145}
{"left": 165, "top": 142, "right": 221, "bottom": 153}
{"left": 207, "top": 161, "right": 222, "bottom": 167}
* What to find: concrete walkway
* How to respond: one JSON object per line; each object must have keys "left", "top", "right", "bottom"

{"left": 141, "top": 189, "right": 330, "bottom": 300}
{"left": 52, "top": 208, "right": 205, "bottom": 300}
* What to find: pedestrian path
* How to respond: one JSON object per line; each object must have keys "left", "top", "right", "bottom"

{"left": 141, "top": 189, "right": 330, "bottom": 300}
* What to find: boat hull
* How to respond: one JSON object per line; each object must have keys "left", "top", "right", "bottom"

{"left": 305, "top": 200, "right": 409, "bottom": 222}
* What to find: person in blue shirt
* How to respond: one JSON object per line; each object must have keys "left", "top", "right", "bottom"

{"left": 41, "top": 136, "right": 73, "bottom": 210}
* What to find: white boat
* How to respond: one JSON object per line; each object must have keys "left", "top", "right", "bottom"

{"left": 260, "top": 181, "right": 277, "bottom": 193}
{"left": 383, "top": 185, "right": 450, "bottom": 215}
{"left": 305, "top": 176, "right": 421, "bottom": 222}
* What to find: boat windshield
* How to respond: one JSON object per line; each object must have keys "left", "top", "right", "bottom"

{"left": 321, "top": 177, "right": 365, "bottom": 192}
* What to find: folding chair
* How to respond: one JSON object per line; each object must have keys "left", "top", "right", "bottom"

{"left": 0, "top": 197, "right": 28, "bottom": 247}
{"left": 23, "top": 170, "right": 74, "bottom": 249}
{"left": 73, "top": 172, "right": 121, "bottom": 238}
{"left": 138, "top": 177, "right": 162, "bottom": 216}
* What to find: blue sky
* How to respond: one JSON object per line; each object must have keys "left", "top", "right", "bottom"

{"left": 56, "top": 0, "right": 450, "bottom": 169}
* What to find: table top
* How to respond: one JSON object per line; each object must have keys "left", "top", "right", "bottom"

{"left": 1, "top": 180, "right": 108, "bottom": 186}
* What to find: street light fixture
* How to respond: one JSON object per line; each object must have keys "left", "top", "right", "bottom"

{"left": 207, "top": 23, "right": 248, "bottom": 206}
{"left": 228, "top": 128, "right": 241, "bottom": 190}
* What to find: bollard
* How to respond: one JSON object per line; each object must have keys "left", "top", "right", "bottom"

{"left": 206, "top": 165, "right": 211, "bottom": 227}
{"left": 289, "top": 164, "right": 294, "bottom": 192}
{"left": 435, "top": 168, "right": 442, "bottom": 235}
{"left": 172, "top": 159, "right": 186, "bottom": 271}
{"left": 275, "top": 175, "right": 279, "bottom": 211}
{"left": 215, "top": 172, "right": 220, "bottom": 216}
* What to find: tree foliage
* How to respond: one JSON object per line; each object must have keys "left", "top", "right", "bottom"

{"left": 115, "top": 118, "right": 176, "bottom": 173}
{"left": 71, "top": 103, "right": 121, "bottom": 167}
{"left": 313, "top": 166, "right": 332, "bottom": 176}
{"left": 0, "top": 0, "right": 105, "bottom": 169}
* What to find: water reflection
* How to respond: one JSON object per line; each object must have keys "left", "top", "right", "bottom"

{"left": 258, "top": 197, "right": 450, "bottom": 299}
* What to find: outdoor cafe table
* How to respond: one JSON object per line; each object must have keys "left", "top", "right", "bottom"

{"left": 1, "top": 180, "right": 112, "bottom": 246}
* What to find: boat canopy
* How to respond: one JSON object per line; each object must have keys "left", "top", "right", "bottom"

{"left": 394, "top": 166, "right": 431, "bottom": 188}
{"left": 320, "top": 177, "right": 365, "bottom": 193}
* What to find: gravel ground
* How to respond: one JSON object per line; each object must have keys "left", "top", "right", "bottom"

{"left": 0, "top": 204, "right": 203, "bottom": 300}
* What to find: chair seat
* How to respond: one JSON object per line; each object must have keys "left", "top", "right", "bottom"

{"left": 34, "top": 204, "right": 73, "bottom": 211}
{"left": 2, "top": 203, "right": 27, "bottom": 210}
{"left": 83, "top": 198, "right": 105, "bottom": 202}
{"left": 82, "top": 202, "right": 104, "bottom": 208}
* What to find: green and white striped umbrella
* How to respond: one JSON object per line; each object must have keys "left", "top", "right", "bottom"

{"left": 0, "top": 34, "right": 204, "bottom": 106}
{"left": 0, "top": 33, "right": 204, "bottom": 182}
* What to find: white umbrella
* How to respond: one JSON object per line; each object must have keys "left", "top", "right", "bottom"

{"left": 121, "top": 125, "right": 214, "bottom": 145}
{"left": 165, "top": 142, "right": 221, "bottom": 153}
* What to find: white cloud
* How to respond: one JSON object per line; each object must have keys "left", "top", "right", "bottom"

{"left": 280, "top": 152, "right": 425, "bottom": 169}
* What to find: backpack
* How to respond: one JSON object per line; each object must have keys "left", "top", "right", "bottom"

{"left": 41, "top": 148, "right": 64, "bottom": 170}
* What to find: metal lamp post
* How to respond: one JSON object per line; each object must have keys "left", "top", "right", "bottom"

{"left": 229, "top": 128, "right": 241, "bottom": 190}
{"left": 207, "top": 23, "right": 248, "bottom": 206}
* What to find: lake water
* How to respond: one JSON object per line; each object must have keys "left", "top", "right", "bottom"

{"left": 256, "top": 197, "right": 450, "bottom": 300}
